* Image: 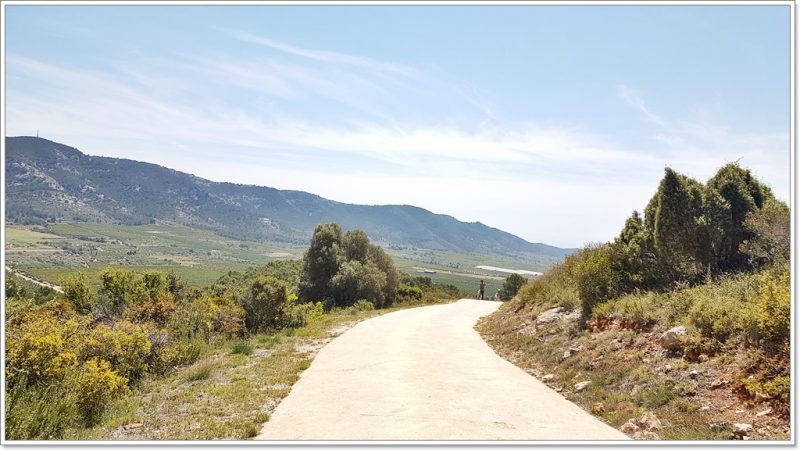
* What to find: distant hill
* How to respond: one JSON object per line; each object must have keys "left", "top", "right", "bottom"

{"left": 5, "top": 136, "right": 573, "bottom": 258}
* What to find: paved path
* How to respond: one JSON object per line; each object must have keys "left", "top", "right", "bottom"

{"left": 257, "top": 299, "right": 628, "bottom": 441}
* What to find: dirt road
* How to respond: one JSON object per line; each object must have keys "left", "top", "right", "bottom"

{"left": 4, "top": 265, "right": 63, "bottom": 293}
{"left": 256, "top": 299, "right": 628, "bottom": 441}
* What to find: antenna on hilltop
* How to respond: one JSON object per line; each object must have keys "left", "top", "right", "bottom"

{"left": 36, "top": 129, "right": 39, "bottom": 138}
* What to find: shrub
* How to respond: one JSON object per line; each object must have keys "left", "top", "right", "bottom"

{"left": 127, "top": 294, "right": 176, "bottom": 326}
{"left": 748, "top": 270, "right": 790, "bottom": 346}
{"left": 60, "top": 272, "right": 94, "bottom": 314}
{"left": 498, "top": 274, "right": 527, "bottom": 301}
{"left": 5, "top": 375, "right": 80, "bottom": 440}
{"left": 79, "top": 320, "right": 152, "bottom": 382}
{"left": 574, "top": 245, "right": 622, "bottom": 318}
{"left": 96, "top": 268, "right": 145, "bottom": 317}
{"left": 284, "top": 301, "right": 325, "bottom": 328}
{"left": 241, "top": 276, "right": 294, "bottom": 332}
{"left": 5, "top": 310, "right": 85, "bottom": 386}
{"left": 397, "top": 284, "right": 423, "bottom": 302}
{"left": 71, "top": 359, "right": 128, "bottom": 425}
{"left": 352, "top": 299, "right": 375, "bottom": 312}
{"left": 330, "top": 260, "right": 386, "bottom": 308}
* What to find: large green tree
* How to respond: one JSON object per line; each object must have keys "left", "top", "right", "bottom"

{"left": 298, "top": 223, "right": 344, "bottom": 302}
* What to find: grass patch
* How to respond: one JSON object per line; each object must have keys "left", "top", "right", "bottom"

{"left": 183, "top": 361, "right": 215, "bottom": 382}
{"left": 230, "top": 340, "right": 254, "bottom": 356}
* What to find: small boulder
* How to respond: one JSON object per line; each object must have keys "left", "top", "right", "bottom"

{"left": 635, "top": 412, "right": 662, "bottom": 431}
{"left": 732, "top": 423, "right": 753, "bottom": 439}
{"left": 620, "top": 421, "right": 639, "bottom": 434}
{"left": 659, "top": 326, "right": 686, "bottom": 351}
{"left": 563, "top": 350, "right": 572, "bottom": 359}
{"left": 689, "top": 370, "right": 699, "bottom": 379}
{"left": 710, "top": 379, "right": 727, "bottom": 389}
{"left": 574, "top": 381, "right": 591, "bottom": 392}
{"left": 756, "top": 408, "right": 772, "bottom": 418}
{"left": 541, "top": 374, "right": 555, "bottom": 381}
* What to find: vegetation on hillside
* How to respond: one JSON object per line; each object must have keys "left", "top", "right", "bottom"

{"left": 5, "top": 225, "right": 462, "bottom": 440}
{"left": 478, "top": 163, "right": 790, "bottom": 440}
{"left": 6, "top": 136, "right": 571, "bottom": 257}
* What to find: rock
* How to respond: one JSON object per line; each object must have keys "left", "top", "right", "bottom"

{"left": 659, "top": 326, "right": 686, "bottom": 351}
{"left": 555, "top": 387, "right": 563, "bottom": 392}
{"left": 541, "top": 374, "right": 555, "bottom": 381}
{"left": 710, "top": 379, "right": 727, "bottom": 389}
{"left": 699, "top": 405, "right": 711, "bottom": 412}
{"left": 563, "top": 350, "right": 572, "bottom": 359}
{"left": 123, "top": 422, "right": 143, "bottom": 431}
{"left": 632, "top": 431, "right": 660, "bottom": 440}
{"left": 756, "top": 408, "right": 772, "bottom": 417}
{"left": 635, "top": 412, "right": 662, "bottom": 431}
{"left": 698, "top": 354, "right": 709, "bottom": 362}
{"left": 689, "top": 370, "right": 699, "bottom": 379}
{"left": 620, "top": 421, "right": 640, "bottom": 434}
{"left": 574, "top": 381, "right": 591, "bottom": 392}
{"left": 536, "top": 307, "right": 580, "bottom": 325}
{"left": 732, "top": 423, "right": 753, "bottom": 438}
{"left": 710, "top": 422, "right": 730, "bottom": 432}
{"left": 569, "top": 344, "right": 584, "bottom": 353}
{"left": 664, "top": 364, "right": 672, "bottom": 372}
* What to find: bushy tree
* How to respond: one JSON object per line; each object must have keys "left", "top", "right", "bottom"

{"left": 330, "top": 261, "right": 387, "bottom": 308}
{"left": 367, "top": 244, "right": 399, "bottom": 307}
{"left": 498, "top": 273, "right": 526, "bottom": 301}
{"left": 299, "top": 223, "right": 399, "bottom": 308}
{"left": 298, "top": 223, "right": 343, "bottom": 302}
{"left": 96, "top": 268, "right": 144, "bottom": 317}
{"left": 740, "top": 200, "right": 790, "bottom": 268}
{"left": 706, "top": 163, "right": 775, "bottom": 270}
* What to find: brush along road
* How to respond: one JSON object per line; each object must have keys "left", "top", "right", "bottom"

{"left": 256, "top": 299, "right": 628, "bottom": 441}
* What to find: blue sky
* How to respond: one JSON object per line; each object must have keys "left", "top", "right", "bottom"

{"left": 4, "top": 5, "right": 791, "bottom": 248}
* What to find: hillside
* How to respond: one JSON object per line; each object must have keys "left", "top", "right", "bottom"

{"left": 476, "top": 164, "right": 790, "bottom": 441}
{"left": 5, "top": 136, "right": 571, "bottom": 258}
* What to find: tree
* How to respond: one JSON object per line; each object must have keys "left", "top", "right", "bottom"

{"left": 498, "top": 274, "right": 526, "bottom": 301}
{"left": 342, "top": 230, "right": 370, "bottom": 264}
{"left": 706, "top": 163, "right": 775, "bottom": 270}
{"left": 61, "top": 273, "right": 94, "bottom": 314}
{"left": 330, "top": 260, "right": 387, "bottom": 308}
{"left": 740, "top": 199, "right": 790, "bottom": 268}
{"left": 367, "top": 244, "right": 399, "bottom": 307}
{"left": 298, "top": 223, "right": 343, "bottom": 302}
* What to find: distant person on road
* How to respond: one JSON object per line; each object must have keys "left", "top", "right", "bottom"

{"left": 478, "top": 280, "right": 485, "bottom": 300}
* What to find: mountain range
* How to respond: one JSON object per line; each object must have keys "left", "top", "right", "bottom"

{"left": 5, "top": 136, "right": 572, "bottom": 258}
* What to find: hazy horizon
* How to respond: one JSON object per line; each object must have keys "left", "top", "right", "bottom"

{"left": 4, "top": 5, "right": 791, "bottom": 248}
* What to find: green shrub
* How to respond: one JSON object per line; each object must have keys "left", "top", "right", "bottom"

{"left": 517, "top": 258, "right": 579, "bottom": 309}
{"left": 60, "top": 272, "right": 94, "bottom": 314}
{"left": 574, "top": 245, "right": 622, "bottom": 318}
{"left": 240, "top": 276, "right": 294, "bottom": 332}
{"left": 397, "top": 284, "right": 423, "bottom": 302}
{"left": 5, "top": 375, "right": 79, "bottom": 440}
{"left": 284, "top": 301, "right": 325, "bottom": 328}
{"left": 748, "top": 271, "right": 789, "bottom": 345}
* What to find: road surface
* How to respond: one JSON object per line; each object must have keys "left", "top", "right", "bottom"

{"left": 256, "top": 299, "right": 628, "bottom": 441}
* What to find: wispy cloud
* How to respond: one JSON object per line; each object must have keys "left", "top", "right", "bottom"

{"left": 5, "top": 30, "right": 789, "bottom": 246}
{"left": 216, "top": 27, "right": 418, "bottom": 76}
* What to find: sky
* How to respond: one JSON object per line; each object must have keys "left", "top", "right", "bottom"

{"left": 3, "top": 4, "right": 791, "bottom": 248}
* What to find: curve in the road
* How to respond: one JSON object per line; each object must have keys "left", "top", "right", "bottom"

{"left": 257, "top": 299, "right": 629, "bottom": 441}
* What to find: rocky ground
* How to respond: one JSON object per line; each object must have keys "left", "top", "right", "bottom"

{"left": 476, "top": 303, "right": 790, "bottom": 441}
